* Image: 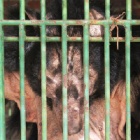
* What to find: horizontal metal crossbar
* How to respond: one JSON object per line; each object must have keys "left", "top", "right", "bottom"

{"left": 3, "top": 37, "right": 140, "bottom": 42}
{"left": 1, "top": 20, "right": 140, "bottom": 25}
{"left": 0, "top": 0, "right": 136, "bottom": 139}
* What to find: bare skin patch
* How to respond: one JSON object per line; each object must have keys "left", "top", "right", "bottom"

{"left": 4, "top": 72, "right": 63, "bottom": 140}
{"left": 5, "top": 72, "right": 39, "bottom": 122}
{"left": 66, "top": 81, "right": 127, "bottom": 140}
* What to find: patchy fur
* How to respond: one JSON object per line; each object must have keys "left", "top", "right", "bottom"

{"left": 4, "top": 0, "right": 140, "bottom": 140}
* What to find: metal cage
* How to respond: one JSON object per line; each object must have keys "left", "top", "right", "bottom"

{"left": 0, "top": 0, "right": 138, "bottom": 140}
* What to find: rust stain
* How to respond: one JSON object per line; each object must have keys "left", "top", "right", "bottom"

{"left": 84, "top": 106, "right": 89, "bottom": 112}
{"left": 52, "top": 20, "right": 56, "bottom": 24}
{"left": 71, "top": 37, "right": 77, "bottom": 41}
{"left": 132, "top": 37, "right": 139, "bottom": 41}
{"left": 90, "top": 19, "right": 98, "bottom": 25}
{"left": 63, "top": 74, "right": 67, "bottom": 88}
{"left": 84, "top": 100, "right": 89, "bottom": 112}
{"left": 76, "top": 20, "right": 83, "bottom": 25}
{"left": 31, "top": 19, "right": 41, "bottom": 24}
{"left": 63, "top": 106, "right": 68, "bottom": 112}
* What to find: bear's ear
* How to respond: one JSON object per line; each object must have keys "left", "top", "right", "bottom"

{"left": 110, "top": 12, "right": 126, "bottom": 20}
{"left": 89, "top": 6, "right": 105, "bottom": 37}
{"left": 25, "top": 11, "right": 36, "bottom": 20}
{"left": 25, "top": 8, "right": 40, "bottom": 20}
{"left": 110, "top": 81, "right": 126, "bottom": 140}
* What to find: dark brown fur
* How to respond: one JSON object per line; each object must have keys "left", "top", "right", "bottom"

{"left": 4, "top": 1, "right": 140, "bottom": 140}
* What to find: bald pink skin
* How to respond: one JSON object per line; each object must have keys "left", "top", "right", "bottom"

{"left": 4, "top": 71, "right": 126, "bottom": 140}
{"left": 4, "top": 29, "right": 126, "bottom": 139}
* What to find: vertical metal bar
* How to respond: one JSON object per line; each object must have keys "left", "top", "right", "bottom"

{"left": 105, "top": 0, "right": 110, "bottom": 139}
{"left": 126, "top": 0, "right": 132, "bottom": 20}
{"left": 84, "top": 0, "right": 89, "bottom": 140}
{"left": 40, "top": 0, "right": 47, "bottom": 140}
{"left": 19, "top": 0, "right": 26, "bottom": 140}
{"left": 62, "top": 0, "right": 68, "bottom": 139}
{"left": 0, "top": 0, "right": 5, "bottom": 139}
{"left": 62, "top": 0, "right": 67, "bottom": 19}
{"left": 126, "top": 0, "right": 131, "bottom": 139}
